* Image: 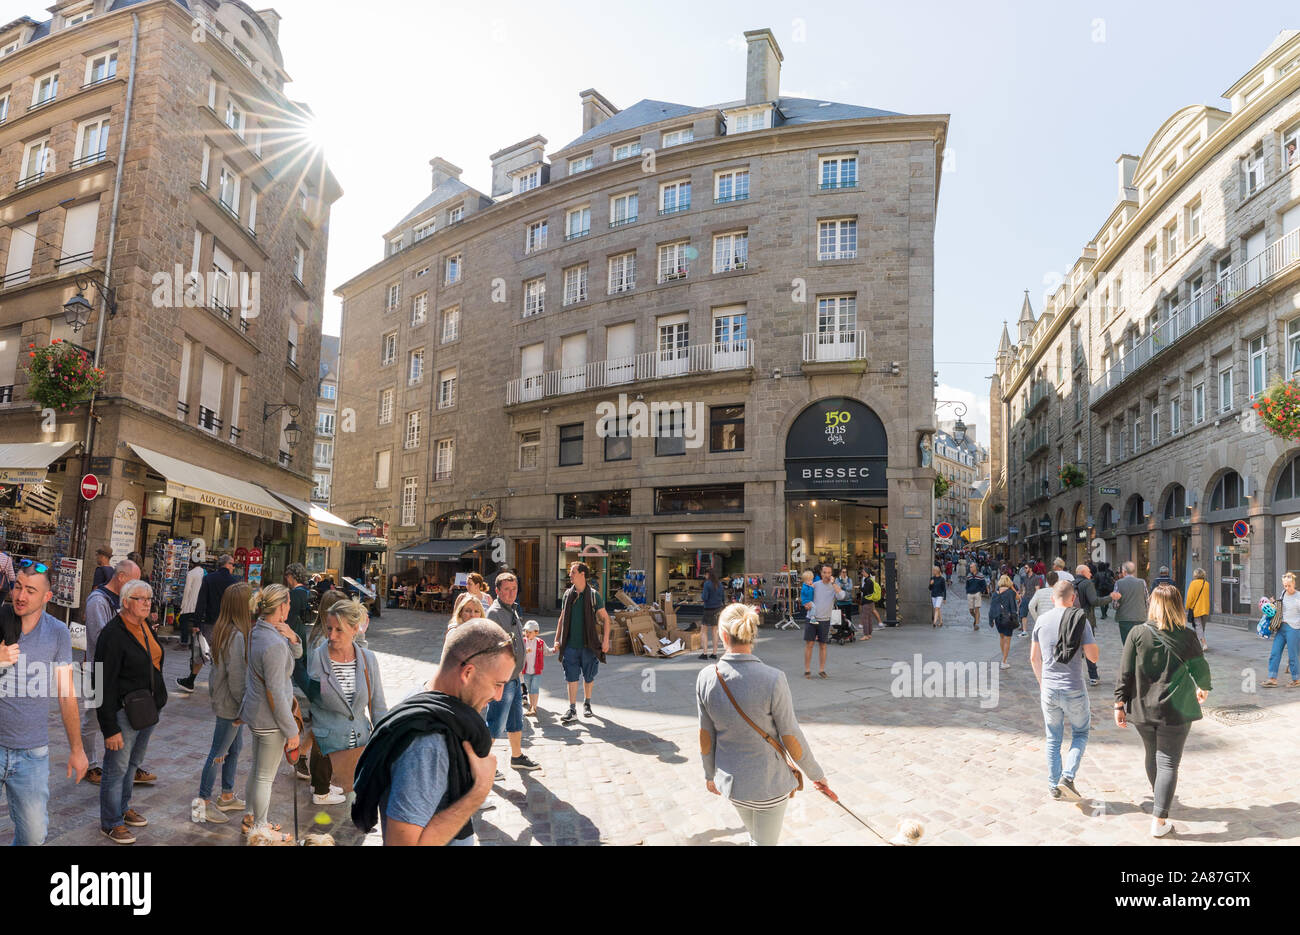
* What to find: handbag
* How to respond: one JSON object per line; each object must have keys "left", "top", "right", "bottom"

{"left": 122, "top": 620, "right": 161, "bottom": 730}
{"left": 713, "top": 665, "right": 803, "bottom": 797}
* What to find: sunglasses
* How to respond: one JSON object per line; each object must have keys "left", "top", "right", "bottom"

{"left": 457, "top": 639, "right": 511, "bottom": 669}
{"left": 18, "top": 559, "right": 50, "bottom": 574}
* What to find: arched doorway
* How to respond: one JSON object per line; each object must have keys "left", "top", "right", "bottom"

{"left": 1123, "top": 494, "right": 1150, "bottom": 580}
{"left": 784, "top": 397, "right": 888, "bottom": 573}
{"left": 1206, "top": 470, "right": 1250, "bottom": 618}
{"left": 1161, "top": 484, "right": 1191, "bottom": 589}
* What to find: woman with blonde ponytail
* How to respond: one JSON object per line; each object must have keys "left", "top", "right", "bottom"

{"left": 695, "top": 604, "right": 835, "bottom": 845}
{"left": 237, "top": 584, "right": 302, "bottom": 841}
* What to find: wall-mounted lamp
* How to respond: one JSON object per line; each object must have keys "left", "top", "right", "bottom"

{"left": 262, "top": 403, "right": 303, "bottom": 450}
{"left": 63, "top": 273, "right": 118, "bottom": 334}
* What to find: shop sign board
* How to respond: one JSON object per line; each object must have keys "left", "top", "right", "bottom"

{"left": 784, "top": 398, "right": 888, "bottom": 496}
{"left": 109, "top": 499, "right": 138, "bottom": 565}
{"left": 784, "top": 458, "right": 888, "bottom": 495}
{"left": 1099, "top": 486, "right": 1120, "bottom": 497}
{"left": 0, "top": 467, "right": 47, "bottom": 484}
{"left": 51, "top": 558, "right": 82, "bottom": 608}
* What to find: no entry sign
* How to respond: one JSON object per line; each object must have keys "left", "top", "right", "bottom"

{"left": 80, "top": 474, "right": 101, "bottom": 501}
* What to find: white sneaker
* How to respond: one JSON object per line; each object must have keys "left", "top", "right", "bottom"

{"left": 329, "top": 783, "right": 343, "bottom": 796}
{"left": 1151, "top": 819, "right": 1174, "bottom": 838}
{"left": 999, "top": 661, "right": 1011, "bottom": 669}
{"left": 191, "top": 797, "right": 229, "bottom": 823}
{"left": 312, "top": 790, "right": 347, "bottom": 806}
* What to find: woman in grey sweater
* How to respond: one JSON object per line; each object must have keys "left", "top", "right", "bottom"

{"left": 697, "top": 603, "right": 834, "bottom": 845}
{"left": 238, "top": 584, "right": 303, "bottom": 840}
{"left": 191, "top": 581, "right": 253, "bottom": 824}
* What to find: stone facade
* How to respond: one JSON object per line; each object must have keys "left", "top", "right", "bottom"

{"left": 994, "top": 31, "right": 1300, "bottom": 623}
{"left": 334, "top": 30, "right": 947, "bottom": 622}
{"left": 0, "top": 0, "right": 339, "bottom": 599}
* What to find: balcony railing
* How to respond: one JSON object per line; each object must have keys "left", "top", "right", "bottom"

{"left": 715, "top": 257, "right": 748, "bottom": 273}
{"left": 564, "top": 228, "right": 590, "bottom": 242}
{"left": 15, "top": 172, "right": 45, "bottom": 190}
{"left": 1, "top": 268, "right": 30, "bottom": 288}
{"left": 0, "top": 385, "right": 13, "bottom": 404}
{"left": 658, "top": 202, "right": 690, "bottom": 216}
{"left": 1027, "top": 381, "right": 1050, "bottom": 414}
{"left": 819, "top": 179, "right": 856, "bottom": 190}
{"left": 714, "top": 192, "right": 750, "bottom": 204}
{"left": 68, "top": 151, "right": 108, "bottom": 171}
{"left": 27, "top": 95, "right": 57, "bottom": 113}
{"left": 1023, "top": 429, "right": 1049, "bottom": 460}
{"left": 817, "top": 249, "right": 858, "bottom": 261}
{"left": 801, "top": 330, "right": 867, "bottom": 363}
{"left": 506, "top": 339, "right": 754, "bottom": 405}
{"left": 279, "top": 450, "right": 292, "bottom": 466}
{"left": 82, "top": 74, "right": 116, "bottom": 90}
{"left": 658, "top": 265, "right": 688, "bottom": 283}
{"left": 1092, "top": 226, "right": 1300, "bottom": 404}
{"left": 229, "top": 425, "right": 241, "bottom": 443}
{"left": 176, "top": 400, "right": 189, "bottom": 418}
{"left": 211, "top": 300, "right": 250, "bottom": 334}
{"left": 55, "top": 251, "right": 94, "bottom": 270}
{"left": 198, "top": 406, "right": 222, "bottom": 433}
{"left": 609, "top": 215, "right": 637, "bottom": 228}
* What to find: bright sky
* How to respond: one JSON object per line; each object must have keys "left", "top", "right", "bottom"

{"left": 266, "top": 0, "right": 1297, "bottom": 442}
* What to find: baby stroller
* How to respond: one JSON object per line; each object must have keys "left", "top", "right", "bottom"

{"left": 829, "top": 605, "right": 857, "bottom": 645}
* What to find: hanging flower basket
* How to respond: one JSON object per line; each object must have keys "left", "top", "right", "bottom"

{"left": 1253, "top": 380, "right": 1300, "bottom": 441}
{"left": 934, "top": 474, "right": 950, "bottom": 499}
{"left": 23, "top": 339, "right": 105, "bottom": 412}
{"left": 1058, "top": 463, "right": 1087, "bottom": 489}
{"left": 992, "top": 502, "right": 1005, "bottom": 514}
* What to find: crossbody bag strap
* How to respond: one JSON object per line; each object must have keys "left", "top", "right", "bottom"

{"left": 713, "top": 665, "right": 801, "bottom": 780}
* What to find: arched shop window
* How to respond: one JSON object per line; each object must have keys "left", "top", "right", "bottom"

{"left": 1098, "top": 504, "right": 1114, "bottom": 532}
{"left": 1274, "top": 455, "right": 1300, "bottom": 502}
{"left": 1209, "top": 471, "right": 1242, "bottom": 512}
{"left": 1125, "top": 495, "right": 1145, "bottom": 527}
{"left": 1163, "top": 485, "right": 1188, "bottom": 520}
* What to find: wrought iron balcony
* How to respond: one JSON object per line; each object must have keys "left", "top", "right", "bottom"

{"left": 802, "top": 330, "right": 867, "bottom": 363}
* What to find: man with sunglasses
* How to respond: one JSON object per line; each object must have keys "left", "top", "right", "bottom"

{"left": 351, "top": 620, "right": 511, "bottom": 845}
{"left": 0, "top": 560, "right": 88, "bottom": 844}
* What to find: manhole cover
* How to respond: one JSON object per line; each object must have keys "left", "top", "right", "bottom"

{"left": 1208, "top": 704, "right": 1269, "bottom": 725}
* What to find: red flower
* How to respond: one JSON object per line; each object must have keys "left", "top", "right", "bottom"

{"left": 28, "top": 351, "right": 36, "bottom": 358}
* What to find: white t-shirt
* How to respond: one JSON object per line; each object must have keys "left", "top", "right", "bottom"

{"left": 1282, "top": 589, "right": 1300, "bottom": 629}
{"left": 1056, "top": 570, "right": 1075, "bottom": 583}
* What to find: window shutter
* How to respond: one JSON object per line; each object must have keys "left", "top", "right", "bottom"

{"left": 60, "top": 200, "right": 99, "bottom": 268}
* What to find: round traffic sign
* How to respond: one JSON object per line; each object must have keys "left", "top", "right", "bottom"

{"left": 1232, "top": 520, "right": 1250, "bottom": 539}
{"left": 80, "top": 474, "right": 100, "bottom": 501}
{"left": 935, "top": 522, "right": 954, "bottom": 539}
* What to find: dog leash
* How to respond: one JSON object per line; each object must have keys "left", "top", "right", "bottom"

{"left": 818, "top": 788, "right": 891, "bottom": 844}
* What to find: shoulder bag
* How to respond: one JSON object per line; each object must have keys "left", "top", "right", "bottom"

{"left": 121, "top": 623, "right": 162, "bottom": 730}
{"left": 713, "top": 665, "right": 803, "bottom": 797}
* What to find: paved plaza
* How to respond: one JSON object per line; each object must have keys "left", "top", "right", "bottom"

{"left": 9, "top": 597, "right": 1300, "bottom": 846}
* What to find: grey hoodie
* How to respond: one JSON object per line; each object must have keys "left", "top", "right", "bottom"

{"left": 239, "top": 620, "right": 298, "bottom": 738}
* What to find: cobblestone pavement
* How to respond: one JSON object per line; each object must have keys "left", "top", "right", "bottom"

{"left": 8, "top": 596, "right": 1299, "bottom": 846}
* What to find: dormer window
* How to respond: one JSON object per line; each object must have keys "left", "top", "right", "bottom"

{"left": 413, "top": 220, "right": 435, "bottom": 242}
{"left": 448, "top": 205, "right": 464, "bottom": 224}
{"left": 568, "top": 153, "right": 593, "bottom": 175}
{"left": 1162, "top": 159, "right": 1176, "bottom": 182}
{"left": 661, "top": 127, "right": 694, "bottom": 148}
{"left": 726, "top": 107, "right": 771, "bottom": 134}
{"left": 612, "top": 140, "right": 640, "bottom": 162}
{"left": 388, "top": 236, "right": 404, "bottom": 257}
{"left": 65, "top": 7, "right": 93, "bottom": 27}
{"left": 513, "top": 167, "right": 541, "bottom": 195}
{"left": 1, "top": 42, "right": 19, "bottom": 56}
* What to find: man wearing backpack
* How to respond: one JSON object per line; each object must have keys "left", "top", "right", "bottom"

{"left": 1030, "top": 579, "right": 1099, "bottom": 801}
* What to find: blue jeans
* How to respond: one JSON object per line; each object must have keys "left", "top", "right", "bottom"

{"left": 483, "top": 677, "right": 524, "bottom": 738}
{"left": 523, "top": 673, "right": 542, "bottom": 695}
{"left": 198, "top": 717, "right": 244, "bottom": 800}
{"left": 1041, "top": 687, "right": 1090, "bottom": 789}
{"left": 100, "top": 709, "right": 155, "bottom": 831}
{"left": 1268, "top": 625, "right": 1300, "bottom": 680}
{"left": 560, "top": 646, "right": 600, "bottom": 684}
{"left": 0, "top": 744, "right": 50, "bottom": 846}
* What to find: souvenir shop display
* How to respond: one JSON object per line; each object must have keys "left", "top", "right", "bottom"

{"left": 621, "top": 569, "right": 648, "bottom": 604}
{"left": 150, "top": 537, "right": 193, "bottom": 607}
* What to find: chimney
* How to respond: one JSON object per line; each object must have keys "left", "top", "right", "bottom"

{"left": 579, "top": 89, "right": 619, "bottom": 133}
{"left": 1115, "top": 154, "right": 1139, "bottom": 201}
{"left": 429, "top": 157, "right": 462, "bottom": 191}
{"left": 744, "top": 28, "right": 783, "bottom": 104}
{"left": 254, "top": 8, "right": 281, "bottom": 40}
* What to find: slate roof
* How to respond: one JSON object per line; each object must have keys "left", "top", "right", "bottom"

{"left": 393, "top": 178, "right": 473, "bottom": 229}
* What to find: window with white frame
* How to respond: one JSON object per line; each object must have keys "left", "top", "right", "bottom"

{"left": 314, "top": 440, "right": 333, "bottom": 466}
{"left": 20, "top": 137, "right": 52, "bottom": 182}
{"left": 713, "top": 231, "right": 748, "bottom": 272}
{"left": 312, "top": 473, "right": 329, "bottom": 499}
{"left": 438, "top": 368, "right": 457, "bottom": 409}
{"left": 292, "top": 242, "right": 304, "bottom": 281}
{"left": 817, "top": 295, "right": 857, "bottom": 335}
{"left": 513, "top": 168, "right": 540, "bottom": 194}
{"left": 1, "top": 42, "right": 17, "bottom": 57}
{"left": 610, "top": 192, "right": 637, "bottom": 226}
{"left": 1193, "top": 382, "right": 1205, "bottom": 423}
{"left": 661, "top": 126, "right": 693, "bottom": 148}
{"left": 441, "top": 305, "right": 460, "bottom": 343}
{"left": 1115, "top": 274, "right": 1124, "bottom": 310}
{"left": 248, "top": 189, "right": 259, "bottom": 234}
{"left": 320, "top": 383, "right": 336, "bottom": 400}
{"left": 1150, "top": 404, "right": 1160, "bottom": 442}
{"left": 524, "top": 277, "right": 545, "bottom": 317}
{"left": 1104, "top": 425, "right": 1112, "bottom": 463}
{"left": 0, "top": 92, "right": 9, "bottom": 123}
{"left": 448, "top": 205, "right": 464, "bottom": 223}
{"left": 1243, "top": 142, "right": 1264, "bottom": 196}
{"left": 818, "top": 219, "right": 857, "bottom": 260}
{"left": 404, "top": 411, "right": 421, "bottom": 449}
{"left": 1163, "top": 218, "right": 1178, "bottom": 262}
{"left": 658, "top": 241, "right": 690, "bottom": 282}
{"left": 218, "top": 166, "right": 240, "bottom": 216}
{"left": 1170, "top": 397, "right": 1181, "bottom": 434}
{"left": 85, "top": 51, "right": 116, "bottom": 85}
{"left": 1144, "top": 239, "right": 1159, "bottom": 278}
{"left": 568, "top": 153, "right": 593, "bottom": 175}
{"left": 565, "top": 206, "right": 590, "bottom": 240}
{"left": 65, "top": 6, "right": 93, "bottom": 26}
{"left": 612, "top": 140, "right": 640, "bottom": 161}
{"left": 1288, "top": 318, "right": 1300, "bottom": 376}
{"left": 659, "top": 180, "right": 690, "bottom": 214}
{"left": 414, "top": 265, "right": 429, "bottom": 278}
{"left": 435, "top": 438, "right": 455, "bottom": 480}
{"left": 401, "top": 477, "right": 418, "bottom": 526}
{"left": 411, "top": 292, "right": 428, "bottom": 327}
{"left": 408, "top": 347, "right": 424, "bottom": 385}
{"left": 381, "top": 331, "right": 397, "bottom": 366}
{"left": 388, "top": 236, "right": 404, "bottom": 256}
{"left": 525, "top": 219, "right": 547, "bottom": 253}
{"left": 519, "top": 430, "right": 540, "bottom": 470}
{"left": 378, "top": 388, "right": 393, "bottom": 424}
{"left": 728, "top": 109, "right": 769, "bottom": 133}
{"left": 1186, "top": 197, "right": 1201, "bottom": 241}
{"left": 819, "top": 156, "right": 857, "bottom": 189}
{"left": 375, "top": 450, "right": 391, "bottom": 488}
{"left": 32, "top": 71, "right": 58, "bottom": 107}
{"left": 1285, "top": 123, "right": 1300, "bottom": 170}
{"left": 714, "top": 168, "right": 750, "bottom": 203}
{"left": 225, "top": 95, "right": 245, "bottom": 137}
{"left": 563, "top": 264, "right": 588, "bottom": 304}
{"left": 1131, "top": 412, "right": 1140, "bottom": 452}
{"left": 445, "top": 254, "right": 461, "bottom": 284}
{"left": 413, "top": 220, "right": 435, "bottom": 242}
{"left": 386, "top": 282, "right": 400, "bottom": 311}
{"left": 75, "top": 115, "right": 110, "bottom": 163}
{"left": 608, "top": 252, "right": 636, "bottom": 294}
{"left": 1219, "top": 366, "right": 1233, "bottom": 411}
{"left": 1249, "top": 335, "right": 1266, "bottom": 397}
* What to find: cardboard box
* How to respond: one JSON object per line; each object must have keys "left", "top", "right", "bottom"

{"left": 687, "top": 632, "right": 702, "bottom": 651}
{"left": 614, "top": 589, "right": 641, "bottom": 610}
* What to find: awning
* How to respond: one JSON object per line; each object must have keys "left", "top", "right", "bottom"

{"left": 0, "top": 440, "right": 79, "bottom": 484}
{"left": 128, "top": 444, "right": 292, "bottom": 523}
{"left": 265, "top": 490, "right": 359, "bottom": 544}
{"left": 395, "top": 537, "right": 488, "bottom": 560}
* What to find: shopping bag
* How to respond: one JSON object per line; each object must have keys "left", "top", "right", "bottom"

{"left": 830, "top": 608, "right": 842, "bottom": 627}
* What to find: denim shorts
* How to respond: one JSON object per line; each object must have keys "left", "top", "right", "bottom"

{"left": 523, "top": 672, "right": 542, "bottom": 695}
{"left": 483, "top": 678, "right": 524, "bottom": 737}
{"left": 561, "top": 646, "right": 600, "bottom": 683}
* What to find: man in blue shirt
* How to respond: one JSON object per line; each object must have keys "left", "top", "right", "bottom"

{"left": 0, "top": 562, "right": 88, "bottom": 844}
{"left": 964, "top": 563, "right": 988, "bottom": 630}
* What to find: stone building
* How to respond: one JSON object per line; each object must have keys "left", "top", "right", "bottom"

{"left": 995, "top": 31, "right": 1300, "bottom": 625}
{"left": 0, "top": 0, "right": 340, "bottom": 601}
{"left": 932, "top": 426, "right": 983, "bottom": 542}
{"left": 333, "top": 28, "right": 947, "bottom": 622}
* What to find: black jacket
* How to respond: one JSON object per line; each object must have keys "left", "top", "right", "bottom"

{"left": 1053, "top": 607, "right": 1091, "bottom": 665}
{"left": 1074, "top": 576, "right": 1099, "bottom": 625}
{"left": 93, "top": 614, "right": 167, "bottom": 737}
{"left": 197, "top": 567, "right": 237, "bottom": 629}
{"left": 1115, "top": 623, "right": 1211, "bottom": 726}
{"left": 351, "top": 690, "right": 491, "bottom": 841}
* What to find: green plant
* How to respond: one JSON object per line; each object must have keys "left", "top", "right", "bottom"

{"left": 23, "top": 339, "right": 105, "bottom": 411}
{"left": 934, "top": 473, "right": 950, "bottom": 499}
{"left": 1253, "top": 379, "right": 1300, "bottom": 441}
{"left": 1058, "top": 463, "right": 1087, "bottom": 489}
{"left": 992, "top": 502, "right": 1005, "bottom": 514}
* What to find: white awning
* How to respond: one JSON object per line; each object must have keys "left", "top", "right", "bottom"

{"left": 0, "top": 440, "right": 79, "bottom": 483}
{"left": 128, "top": 444, "right": 292, "bottom": 523}
{"left": 265, "top": 490, "right": 359, "bottom": 544}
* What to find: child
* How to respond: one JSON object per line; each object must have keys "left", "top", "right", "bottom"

{"left": 800, "top": 570, "right": 816, "bottom": 621}
{"left": 522, "top": 620, "right": 553, "bottom": 716}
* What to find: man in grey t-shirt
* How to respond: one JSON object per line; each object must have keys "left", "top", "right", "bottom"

{"left": 802, "top": 566, "right": 845, "bottom": 679}
{"left": 1110, "top": 561, "right": 1149, "bottom": 648}
{"left": 1030, "top": 580, "right": 1098, "bottom": 801}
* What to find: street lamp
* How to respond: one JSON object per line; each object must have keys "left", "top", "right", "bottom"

{"left": 62, "top": 273, "right": 118, "bottom": 334}
{"left": 263, "top": 403, "right": 303, "bottom": 450}
{"left": 935, "top": 399, "right": 968, "bottom": 443}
